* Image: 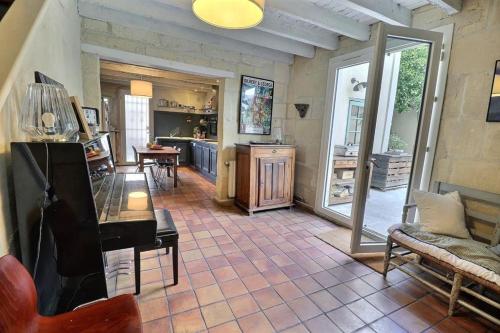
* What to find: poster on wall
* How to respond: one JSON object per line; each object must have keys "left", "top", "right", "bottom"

{"left": 238, "top": 75, "right": 274, "bottom": 135}
{"left": 487, "top": 60, "right": 500, "bottom": 122}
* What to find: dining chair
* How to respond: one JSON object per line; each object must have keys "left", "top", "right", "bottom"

{"left": 155, "top": 146, "right": 181, "bottom": 188}
{"left": 132, "top": 145, "right": 158, "bottom": 187}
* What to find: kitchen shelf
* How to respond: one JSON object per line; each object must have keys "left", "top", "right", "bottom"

{"left": 154, "top": 106, "right": 217, "bottom": 115}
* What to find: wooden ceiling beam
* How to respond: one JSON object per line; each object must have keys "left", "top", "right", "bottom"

{"left": 427, "top": 0, "right": 462, "bottom": 15}
{"left": 339, "top": 0, "right": 412, "bottom": 26}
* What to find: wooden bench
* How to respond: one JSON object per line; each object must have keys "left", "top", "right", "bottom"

{"left": 134, "top": 209, "right": 179, "bottom": 295}
{"left": 383, "top": 182, "right": 500, "bottom": 326}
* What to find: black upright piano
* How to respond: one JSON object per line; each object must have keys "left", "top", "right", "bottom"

{"left": 11, "top": 133, "right": 157, "bottom": 315}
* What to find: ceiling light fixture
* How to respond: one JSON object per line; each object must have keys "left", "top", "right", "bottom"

{"left": 130, "top": 79, "right": 153, "bottom": 98}
{"left": 192, "top": 0, "right": 265, "bottom": 29}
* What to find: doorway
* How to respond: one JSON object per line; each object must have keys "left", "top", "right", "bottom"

{"left": 124, "top": 94, "right": 150, "bottom": 163}
{"left": 316, "top": 23, "right": 447, "bottom": 253}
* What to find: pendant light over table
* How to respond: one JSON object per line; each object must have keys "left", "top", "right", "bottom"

{"left": 192, "top": 0, "right": 265, "bottom": 29}
{"left": 130, "top": 80, "right": 153, "bottom": 98}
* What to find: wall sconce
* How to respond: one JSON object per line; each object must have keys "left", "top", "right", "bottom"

{"left": 294, "top": 104, "right": 309, "bottom": 118}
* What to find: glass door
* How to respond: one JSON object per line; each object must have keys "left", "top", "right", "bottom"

{"left": 124, "top": 95, "right": 150, "bottom": 163}
{"left": 350, "top": 24, "right": 443, "bottom": 253}
{"left": 315, "top": 49, "right": 373, "bottom": 228}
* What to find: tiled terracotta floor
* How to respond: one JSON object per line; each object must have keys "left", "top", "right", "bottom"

{"left": 113, "top": 167, "right": 498, "bottom": 333}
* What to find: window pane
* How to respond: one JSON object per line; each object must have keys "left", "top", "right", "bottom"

{"left": 125, "top": 95, "right": 150, "bottom": 163}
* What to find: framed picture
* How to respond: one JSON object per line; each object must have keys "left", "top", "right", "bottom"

{"left": 238, "top": 75, "right": 274, "bottom": 135}
{"left": 70, "top": 96, "right": 93, "bottom": 140}
{"left": 486, "top": 60, "right": 500, "bottom": 122}
{"left": 82, "top": 107, "right": 100, "bottom": 126}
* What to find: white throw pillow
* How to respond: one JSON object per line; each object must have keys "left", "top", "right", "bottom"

{"left": 413, "top": 190, "right": 471, "bottom": 239}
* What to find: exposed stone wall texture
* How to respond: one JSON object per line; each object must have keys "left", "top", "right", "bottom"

{"left": 81, "top": 18, "right": 291, "bottom": 201}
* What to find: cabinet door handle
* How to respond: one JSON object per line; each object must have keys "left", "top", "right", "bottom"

{"left": 272, "top": 149, "right": 277, "bottom": 153}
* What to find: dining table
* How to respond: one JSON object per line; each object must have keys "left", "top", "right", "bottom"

{"left": 134, "top": 146, "right": 181, "bottom": 187}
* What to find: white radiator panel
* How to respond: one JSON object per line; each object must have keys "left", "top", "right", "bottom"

{"left": 227, "top": 160, "right": 236, "bottom": 198}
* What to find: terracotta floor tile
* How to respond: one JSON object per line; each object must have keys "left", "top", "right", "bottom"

{"left": 212, "top": 266, "right": 238, "bottom": 283}
{"left": 280, "top": 264, "right": 308, "bottom": 279}
{"left": 171, "top": 308, "right": 206, "bottom": 333}
{"left": 206, "top": 255, "right": 231, "bottom": 269}
{"left": 220, "top": 278, "right": 248, "bottom": 298}
{"left": 209, "top": 320, "right": 242, "bottom": 333}
{"left": 344, "top": 278, "right": 378, "bottom": 297}
{"left": 242, "top": 273, "right": 270, "bottom": 292}
{"left": 237, "top": 311, "right": 275, "bottom": 333}
{"left": 253, "top": 258, "right": 277, "bottom": 273}
{"left": 252, "top": 287, "right": 284, "bottom": 309}
{"left": 262, "top": 267, "right": 289, "bottom": 285}
{"left": 182, "top": 249, "right": 203, "bottom": 262}
{"left": 327, "top": 283, "right": 361, "bottom": 304}
{"left": 189, "top": 270, "right": 216, "bottom": 289}
{"left": 327, "top": 306, "right": 366, "bottom": 333}
{"left": 139, "top": 297, "right": 169, "bottom": 323}
{"left": 364, "top": 291, "right": 401, "bottom": 314}
{"left": 287, "top": 296, "right": 322, "bottom": 321}
{"left": 311, "top": 270, "right": 341, "bottom": 288}
{"left": 293, "top": 276, "right": 323, "bottom": 295}
{"left": 270, "top": 254, "right": 295, "bottom": 267}
{"left": 264, "top": 303, "right": 300, "bottom": 331}
{"left": 228, "top": 294, "right": 260, "bottom": 318}
{"left": 328, "top": 266, "right": 358, "bottom": 282}
{"left": 274, "top": 281, "right": 304, "bottom": 301}
{"left": 201, "top": 301, "right": 235, "bottom": 328}
{"left": 167, "top": 290, "right": 198, "bottom": 314}
{"left": 346, "top": 298, "right": 384, "bottom": 324}
{"left": 369, "top": 317, "right": 406, "bottom": 333}
{"left": 111, "top": 168, "right": 491, "bottom": 333}
{"left": 389, "top": 307, "right": 430, "bottom": 332}
{"left": 184, "top": 258, "right": 210, "bottom": 274}
{"left": 142, "top": 317, "right": 172, "bottom": 333}
{"left": 309, "top": 290, "right": 342, "bottom": 312}
{"left": 201, "top": 245, "right": 223, "bottom": 258}
{"left": 233, "top": 262, "right": 259, "bottom": 277}
{"left": 195, "top": 284, "right": 225, "bottom": 306}
{"left": 305, "top": 314, "right": 342, "bottom": 333}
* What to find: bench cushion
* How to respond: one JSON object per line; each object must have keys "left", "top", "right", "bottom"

{"left": 389, "top": 224, "right": 500, "bottom": 288}
{"left": 154, "top": 209, "right": 178, "bottom": 237}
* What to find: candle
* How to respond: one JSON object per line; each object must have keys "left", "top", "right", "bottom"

{"left": 128, "top": 191, "right": 148, "bottom": 211}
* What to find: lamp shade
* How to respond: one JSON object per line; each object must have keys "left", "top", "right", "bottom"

{"left": 130, "top": 80, "right": 153, "bottom": 98}
{"left": 20, "top": 83, "right": 79, "bottom": 142}
{"left": 192, "top": 0, "right": 265, "bottom": 29}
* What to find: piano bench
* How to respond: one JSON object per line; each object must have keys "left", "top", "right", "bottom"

{"left": 134, "top": 209, "right": 179, "bottom": 295}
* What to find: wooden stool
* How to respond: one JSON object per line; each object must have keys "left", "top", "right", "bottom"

{"left": 134, "top": 209, "right": 178, "bottom": 295}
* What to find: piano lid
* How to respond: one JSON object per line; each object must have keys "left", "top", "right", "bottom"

{"left": 97, "top": 173, "right": 155, "bottom": 223}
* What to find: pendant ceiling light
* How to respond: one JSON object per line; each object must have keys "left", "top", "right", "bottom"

{"left": 130, "top": 79, "right": 153, "bottom": 98}
{"left": 192, "top": 0, "right": 265, "bottom": 29}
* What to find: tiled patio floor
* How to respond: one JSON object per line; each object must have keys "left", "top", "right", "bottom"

{"left": 112, "top": 167, "right": 498, "bottom": 333}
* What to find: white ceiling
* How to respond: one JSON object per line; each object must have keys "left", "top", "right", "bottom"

{"left": 78, "top": 0, "right": 462, "bottom": 60}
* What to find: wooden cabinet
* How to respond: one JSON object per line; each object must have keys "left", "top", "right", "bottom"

{"left": 235, "top": 144, "right": 295, "bottom": 215}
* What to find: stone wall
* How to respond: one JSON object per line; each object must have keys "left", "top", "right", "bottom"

{"left": 413, "top": 0, "right": 500, "bottom": 193}
{"left": 0, "top": 0, "right": 83, "bottom": 255}
{"left": 80, "top": 18, "right": 291, "bottom": 202}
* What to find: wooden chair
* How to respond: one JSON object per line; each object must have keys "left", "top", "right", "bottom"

{"left": 155, "top": 146, "right": 181, "bottom": 187}
{"left": 0, "top": 255, "right": 142, "bottom": 333}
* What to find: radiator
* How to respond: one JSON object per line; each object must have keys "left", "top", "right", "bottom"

{"left": 227, "top": 160, "right": 236, "bottom": 198}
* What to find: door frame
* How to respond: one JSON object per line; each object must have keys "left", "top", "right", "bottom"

{"left": 315, "top": 47, "right": 374, "bottom": 228}
{"left": 350, "top": 23, "right": 444, "bottom": 253}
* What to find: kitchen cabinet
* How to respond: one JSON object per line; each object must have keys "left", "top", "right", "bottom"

{"left": 191, "top": 141, "right": 217, "bottom": 182}
{"left": 235, "top": 144, "right": 295, "bottom": 215}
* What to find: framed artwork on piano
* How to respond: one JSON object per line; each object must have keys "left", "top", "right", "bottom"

{"left": 70, "top": 96, "right": 93, "bottom": 140}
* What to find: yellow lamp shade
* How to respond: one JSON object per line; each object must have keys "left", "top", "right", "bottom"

{"left": 492, "top": 74, "right": 500, "bottom": 97}
{"left": 192, "top": 0, "right": 265, "bottom": 29}
{"left": 130, "top": 80, "right": 153, "bottom": 98}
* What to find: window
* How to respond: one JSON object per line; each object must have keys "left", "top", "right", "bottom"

{"left": 345, "top": 99, "right": 364, "bottom": 145}
{"left": 125, "top": 95, "right": 150, "bottom": 163}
